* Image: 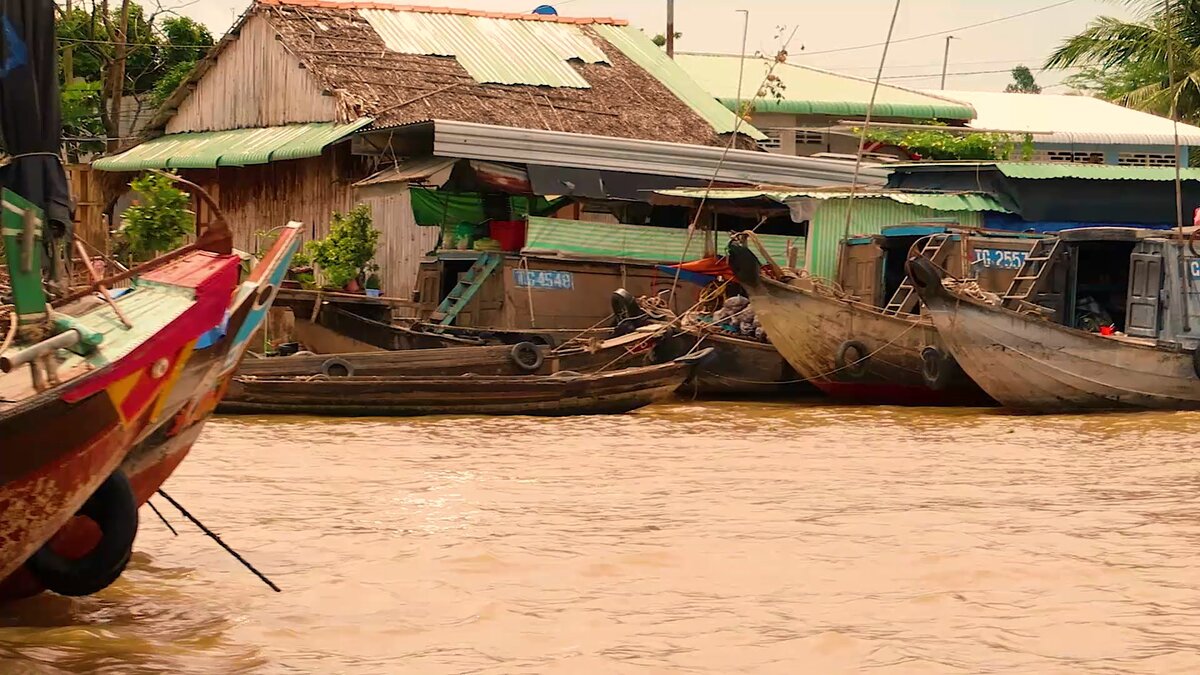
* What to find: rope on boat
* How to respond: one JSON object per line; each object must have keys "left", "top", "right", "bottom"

{"left": 146, "top": 498, "right": 178, "bottom": 536}
{"left": 0, "top": 306, "right": 15, "bottom": 355}
{"left": 157, "top": 489, "right": 282, "bottom": 593}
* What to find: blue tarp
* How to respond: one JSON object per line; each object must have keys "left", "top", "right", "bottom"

{"left": 983, "top": 213, "right": 1175, "bottom": 233}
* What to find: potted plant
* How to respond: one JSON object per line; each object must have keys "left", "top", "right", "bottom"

{"left": 365, "top": 267, "right": 382, "bottom": 298}
{"left": 306, "top": 205, "right": 380, "bottom": 293}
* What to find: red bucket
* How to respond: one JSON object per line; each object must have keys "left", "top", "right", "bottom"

{"left": 489, "top": 220, "right": 527, "bottom": 252}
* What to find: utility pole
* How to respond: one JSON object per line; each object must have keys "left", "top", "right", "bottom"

{"left": 666, "top": 0, "right": 675, "bottom": 58}
{"left": 940, "top": 35, "right": 956, "bottom": 90}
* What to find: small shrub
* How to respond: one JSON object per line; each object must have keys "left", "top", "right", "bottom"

{"left": 121, "top": 172, "right": 194, "bottom": 261}
{"left": 307, "top": 204, "right": 380, "bottom": 289}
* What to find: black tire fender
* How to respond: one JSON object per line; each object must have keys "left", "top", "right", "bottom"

{"left": 510, "top": 342, "right": 544, "bottom": 373}
{"left": 320, "top": 357, "right": 354, "bottom": 377}
{"left": 921, "top": 347, "right": 956, "bottom": 391}
{"left": 833, "top": 340, "right": 870, "bottom": 379}
{"left": 1193, "top": 347, "right": 1200, "bottom": 380}
{"left": 26, "top": 470, "right": 139, "bottom": 597}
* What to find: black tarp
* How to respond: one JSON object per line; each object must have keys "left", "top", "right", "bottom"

{"left": 887, "top": 166, "right": 1200, "bottom": 226}
{"left": 0, "top": 0, "right": 71, "bottom": 232}
{"left": 527, "top": 165, "right": 707, "bottom": 201}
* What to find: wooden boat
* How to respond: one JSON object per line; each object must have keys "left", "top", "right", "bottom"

{"left": 219, "top": 350, "right": 712, "bottom": 417}
{"left": 0, "top": 200, "right": 240, "bottom": 596}
{"left": 0, "top": 224, "right": 302, "bottom": 600}
{"left": 234, "top": 329, "right": 655, "bottom": 381}
{"left": 652, "top": 329, "right": 814, "bottom": 397}
{"left": 726, "top": 228, "right": 1038, "bottom": 405}
{"left": 908, "top": 228, "right": 1200, "bottom": 412}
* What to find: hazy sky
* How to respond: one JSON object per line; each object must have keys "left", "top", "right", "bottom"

{"left": 172, "top": 0, "right": 1138, "bottom": 92}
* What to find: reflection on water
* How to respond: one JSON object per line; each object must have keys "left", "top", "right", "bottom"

{"left": 3, "top": 403, "right": 1200, "bottom": 673}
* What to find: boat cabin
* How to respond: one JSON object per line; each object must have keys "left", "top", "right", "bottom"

{"left": 838, "top": 224, "right": 1042, "bottom": 313}
{"left": 1019, "top": 228, "right": 1200, "bottom": 345}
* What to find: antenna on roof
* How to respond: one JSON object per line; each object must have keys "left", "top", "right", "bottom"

{"left": 1166, "top": 0, "right": 1185, "bottom": 241}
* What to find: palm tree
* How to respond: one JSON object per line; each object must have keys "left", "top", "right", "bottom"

{"left": 1045, "top": 0, "right": 1200, "bottom": 121}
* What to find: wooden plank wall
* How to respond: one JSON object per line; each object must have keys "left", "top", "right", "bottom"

{"left": 182, "top": 148, "right": 368, "bottom": 254}
{"left": 66, "top": 164, "right": 107, "bottom": 256}
{"left": 167, "top": 14, "right": 340, "bottom": 133}
{"left": 354, "top": 182, "right": 440, "bottom": 299}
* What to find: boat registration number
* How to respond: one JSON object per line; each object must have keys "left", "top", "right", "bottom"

{"left": 973, "top": 248, "right": 1027, "bottom": 270}
{"left": 1189, "top": 259, "right": 1200, "bottom": 280}
{"left": 514, "top": 269, "right": 574, "bottom": 290}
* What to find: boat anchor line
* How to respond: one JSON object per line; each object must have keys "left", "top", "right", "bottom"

{"left": 145, "top": 499, "right": 178, "bottom": 536}
{"left": 156, "top": 489, "right": 281, "bottom": 593}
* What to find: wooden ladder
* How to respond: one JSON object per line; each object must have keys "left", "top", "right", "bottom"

{"left": 1001, "top": 237, "right": 1062, "bottom": 311}
{"left": 883, "top": 233, "right": 952, "bottom": 316}
{"left": 432, "top": 252, "right": 503, "bottom": 326}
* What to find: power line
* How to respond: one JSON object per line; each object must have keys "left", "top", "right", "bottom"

{"left": 881, "top": 65, "right": 1081, "bottom": 81}
{"left": 802, "top": 0, "right": 1078, "bottom": 56}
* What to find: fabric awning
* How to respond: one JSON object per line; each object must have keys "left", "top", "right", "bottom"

{"left": 354, "top": 156, "right": 458, "bottom": 188}
{"left": 528, "top": 165, "right": 707, "bottom": 200}
{"left": 93, "top": 118, "right": 373, "bottom": 171}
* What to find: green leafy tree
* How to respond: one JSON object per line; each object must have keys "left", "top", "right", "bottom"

{"left": 120, "top": 172, "right": 194, "bottom": 261}
{"left": 57, "top": 3, "right": 214, "bottom": 148}
{"left": 307, "top": 205, "right": 381, "bottom": 289}
{"left": 1046, "top": 1, "right": 1200, "bottom": 121}
{"left": 1005, "top": 65, "right": 1042, "bottom": 93}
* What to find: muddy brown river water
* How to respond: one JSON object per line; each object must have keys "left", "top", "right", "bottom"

{"left": 2, "top": 402, "right": 1199, "bottom": 673}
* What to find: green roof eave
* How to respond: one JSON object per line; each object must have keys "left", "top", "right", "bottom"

{"left": 718, "top": 97, "right": 975, "bottom": 121}
{"left": 93, "top": 118, "right": 374, "bottom": 172}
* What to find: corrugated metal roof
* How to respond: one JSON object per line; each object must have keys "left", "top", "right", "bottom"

{"left": 675, "top": 53, "right": 976, "bottom": 121}
{"left": 892, "top": 161, "right": 1200, "bottom": 182}
{"left": 525, "top": 216, "right": 800, "bottom": 264}
{"left": 591, "top": 26, "right": 765, "bottom": 140}
{"left": 353, "top": 156, "right": 458, "bottom": 187}
{"left": 653, "top": 188, "right": 1009, "bottom": 213}
{"left": 359, "top": 8, "right": 607, "bottom": 88}
{"left": 934, "top": 90, "right": 1200, "bottom": 146}
{"left": 93, "top": 119, "right": 372, "bottom": 171}
{"left": 429, "top": 120, "right": 887, "bottom": 188}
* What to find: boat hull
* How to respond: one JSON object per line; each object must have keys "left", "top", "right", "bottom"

{"left": 745, "top": 278, "right": 990, "bottom": 406}
{"left": 220, "top": 362, "right": 692, "bottom": 417}
{"left": 917, "top": 283, "right": 1200, "bottom": 412}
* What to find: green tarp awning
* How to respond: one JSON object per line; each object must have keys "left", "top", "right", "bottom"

{"left": 93, "top": 118, "right": 373, "bottom": 171}
{"left": 524, "top": 216, "right": 802, "bottom": 265}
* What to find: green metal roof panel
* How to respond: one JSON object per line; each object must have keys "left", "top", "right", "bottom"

{"left": 591, "top": 26, "right": 766, "bottom": 141}
{"left": 525, "top": 216, "right": 798, "bottom": 263}
{"left": 94, "top": 119, "right": 373, "bottom": 171}
{"left": 653, "top": 188, "right": 1009, "bottom": 213}
{"left": 675, "top": 53, "right": 976, "bottom": 122}
{"left": 359, "top": 9, "right": 608, "bottom": 89}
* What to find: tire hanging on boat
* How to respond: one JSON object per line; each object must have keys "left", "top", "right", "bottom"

{"left": 320, "top": 357, "right": 355, "bottom": 377}
{"left": 833, "top": 340, "right": 870, "bottom": 379}
{"left": 25, "top": 470, "right": 139, "bottom": 597}
{"left": 920, "top": 347, "right": 955, "bottom": 391}
{"left": 1193, "top": 348, "right": 1200, "bottom": 380}
{"left": 510, "top": 342, "right": 544, "bottom": 373}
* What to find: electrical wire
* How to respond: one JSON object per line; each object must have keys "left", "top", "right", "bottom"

{"left": 803, "top": 0, "right": 1078, "bottom": 56}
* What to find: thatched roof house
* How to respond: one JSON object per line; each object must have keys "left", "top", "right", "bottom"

{"left": 142, "top": 0, "right": 758, "bottom": 146}
{"left": 95, "top": 0, "right": 878, "bottom": 301}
